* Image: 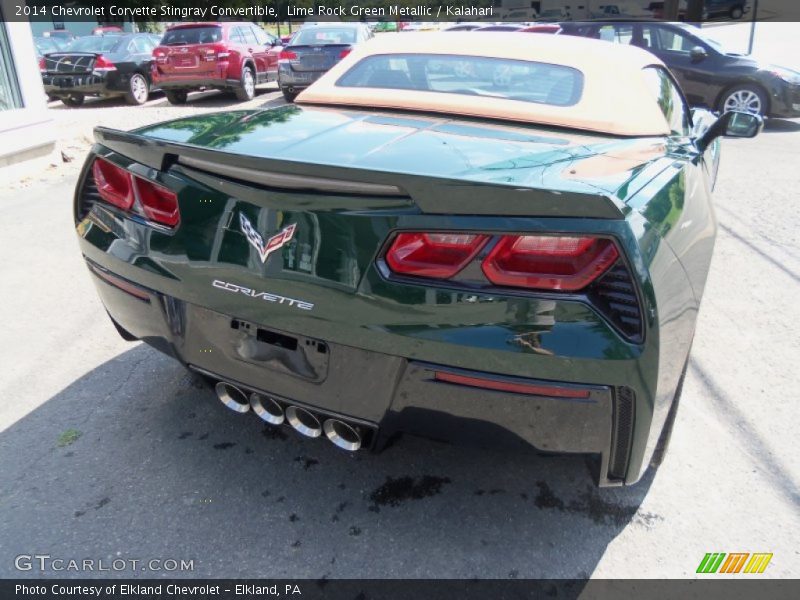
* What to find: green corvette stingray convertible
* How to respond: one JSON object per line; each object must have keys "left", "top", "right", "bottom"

{"left": 74, "top": 33, "right": 761, "bottom": 486}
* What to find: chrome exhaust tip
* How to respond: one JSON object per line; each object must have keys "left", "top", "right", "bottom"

{"left": 215, "top": 382, "right": 250, "bottom": 413}
{"left": 323, "top": 419, "right": 362, "bottom": 452}
{"left": 285, "top": 406, "right": 322, "bottom": 438}
{"left": 249, "top": 393, "right": 285, "bottom": 425}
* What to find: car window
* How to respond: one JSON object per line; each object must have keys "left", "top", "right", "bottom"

{"left": 66, "top": 36, "right": 121, "bottom": 53}
{"left": 653, "top": 27, "right": 699, "bottom": 54}
{"left": 130, "top": 37, "right": 152, "bottom": 54}
{"left": 162, "top": 26, "right": 222, "bottom": 46}
{"left": 252, "top": 27, "right": 270, "bottom": 46}
{"left": 240, "top": 27, "right": 259, "bottom": 46}
{"left": 293, "top": 28, "right": 358, "bottom": 45}
{"left": 337, "top": 54, "right": 584, "bottom": 107}
{"left": 642, "top": 66, "right": 690, "bottom": 136}
{"left": 228, "top": 27, "right": 244, "bottom": 44}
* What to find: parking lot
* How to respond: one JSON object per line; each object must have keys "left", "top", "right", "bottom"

{"left": 0, "top": 25, "right": 799, "bottom": 580}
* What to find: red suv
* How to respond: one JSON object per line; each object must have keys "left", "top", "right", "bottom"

{"left": 152, "top": 22, "right": 282, "bottom": 104}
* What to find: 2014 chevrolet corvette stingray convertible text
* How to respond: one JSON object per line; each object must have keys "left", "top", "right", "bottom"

{"left": 74, "top": 33, "right": 761, "bottom": 486}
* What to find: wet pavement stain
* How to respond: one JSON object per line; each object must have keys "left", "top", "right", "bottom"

{"left": 368, "top": 475, "right": 452, "bottom": 509}
{"left": 348, "top": 526, "right": 362, "bottom": 536}
{"left": 213, "top": 442, "right": 236, "bottom": 450}
{"left": 94, "top": 497, "right": 110, "bottom": 510}
{"left": 178, "top": 432, "right": 192, "bottom": 440}
{"left": 289, "top": 513, "right": 300, "bottom": 522}
{"left": 198, "top": 432, "right": 209, "bottom": 441}
{"left": 532, "top": 482, "right": 663, "bottom": 528}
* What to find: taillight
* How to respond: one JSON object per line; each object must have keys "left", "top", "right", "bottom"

{"left": 133, "top": 177, "right": 180, "bottom": 227}
{"left": 93, "top": 55, "right": 116, "bottom": 71}
{"left": 39, "top": 57, "right": 47, "bottom": 72}
{"left": 90, "top": 157, "right": 179, "bottom": 227}
{"left": 385, "top": 233, "right": 489, "bottom": 279}
{"left": 482, "top": 235, "right": 619, "bottom": 291}
{"left": 92, "top": 158, "right": 133, "bottom": 210}
{"left": 279, "top": 50, "right": 297, "bottom": 61}
{"left": 154, "top": 50, "right": 167, "bottom": 64}
{"left": 205, "top": 44, "right": 230, "bottom": 61}
{"left": 338, "top": 48, "right": 352, "bottom": 59}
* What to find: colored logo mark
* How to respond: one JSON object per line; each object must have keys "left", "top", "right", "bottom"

{"left": 696, "top": 553, "right": 773, "bottom": 574}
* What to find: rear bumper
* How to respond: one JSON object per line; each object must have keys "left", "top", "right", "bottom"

{"left": 84, "top": 256, "right": 632, "bottom": 487}
{"left": 42, "top": 71, "right": 117, "bottom": 96}
{"left": 278, "top": 64, "right": 324, "bottom": 90}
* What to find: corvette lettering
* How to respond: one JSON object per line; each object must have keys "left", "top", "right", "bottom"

{"left": 212, "top": 280, "right": 314, "bottom": 311}
{"left": 239, "top": 213, "right": 296, "bottom": 264}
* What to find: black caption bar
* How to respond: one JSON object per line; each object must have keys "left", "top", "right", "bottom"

{"left": 2, "top": 580, "right": 799, "bottom": 600}
{"left": 4, "top": 0, "right": 800, "bottom": 23}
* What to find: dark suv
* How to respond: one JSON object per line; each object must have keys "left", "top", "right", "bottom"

{"left": 151, "top": 22, "right": 282, "bottom": 104}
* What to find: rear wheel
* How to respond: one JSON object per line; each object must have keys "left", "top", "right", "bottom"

{"left": 61, "top": 93, "right": 84, "bottom": 107}
{"left": 730, "top": 5, "right": 744, "bottom": 19}
{"left": 282, "top": 88, "right": 298, "bottom": 103}
{"left": 720, "top": 85, "right": 767, "bottom": 117}
{"left": 125, "top": 73, "right": 149, "bottom": 105}
{"left": 234, "top": 65, "right": 256, "bottom": 101}
{"left": 165, "top": 90, "right": 188, "bottom": 105}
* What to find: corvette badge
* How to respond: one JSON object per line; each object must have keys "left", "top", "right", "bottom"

{"left": 239, "top": 213, "right": 296, "bottom": 264}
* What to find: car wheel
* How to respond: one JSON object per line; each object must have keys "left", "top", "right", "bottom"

{"left": 125, "top": 72, "right": 149, "bottom": 105}
{"left": 730, "top": 5, "right": 743, "bottom": 19}
{"left": 282, "top": 88, "right": 298, "bottom": 103}
{"left": 235, "top": 65, "right": 256, "bottom": 101}
{"left": 61, "top": 93, "right": 84, "bottom": 107}
{"left": 165, "top": 90, "right": 188, "bottom": 105}
{"left": 720, "top": 85, "right": 767, "bottom": 117}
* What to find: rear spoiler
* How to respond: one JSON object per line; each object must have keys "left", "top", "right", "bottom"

{"left": 94, "top": 126, "right": 626, "bottom": 219}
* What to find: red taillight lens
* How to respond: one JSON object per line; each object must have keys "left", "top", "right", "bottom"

{"left": 92, "top": 158, "right": 133, "bottom": 210}
{"left": 338, "top": 48, "right": 352, "bottom": 59}
{"left": 482, "top": 235, "right": 619, "bottom": 291}
{"left": 134, "top": 177, "right": 180, "bottom": 227}
{"left": 386, "top": 232, "right": 489, "bottom": 279}
{"left": 279, "top": 50, "right": 297, "bottom": 61}
{"left": 153, "top": 50, "right": 167, "bottom": 64}
{"left": 39, "top": 57, "right": 47, "bottom": 71}
{"left": 434, "top": 371, "right": 591, "bottom": 399}
{"left": 93, "top": 55, "right": 116, "bottom": 70}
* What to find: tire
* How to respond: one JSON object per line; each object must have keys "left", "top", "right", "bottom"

{"left": 282, "top": 88, "right": 298, "bottom": 103}
{"left": 719, "top": 84, "right": 767, "bottom": 117}
{"left": 650, "top": 358, "right": 689, "bottom": 468}
{"left": 61, "top": 93, "right": 84, "bottom": 107}
{"left": 730, "top": 5, "right": 744, "bottom": 19}
{"left": 234, "top": 65, "right": 256, "bottom": 101}
{"left": 165, "top": 90, "right": 188, "bottom": 105}
{"left": 124, "top": 72, "right": 149, "bottom": 105}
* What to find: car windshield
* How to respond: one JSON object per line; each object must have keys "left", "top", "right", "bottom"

{"left": 292, "top": 28, "right": 357, "bottom": 45}
{"left": 162, "top": 26, "right": 222, "bottom": 46}
{"left": 65, "top": 36, "right": 121, "bottom": 53}
{"left": 675, "top": 23, "right": 726, "bottom": 52}
{"left": 336, "top": 54, "right": 584, "bottom": 106}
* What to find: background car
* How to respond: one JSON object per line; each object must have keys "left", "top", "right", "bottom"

{"left": 33, "top": 36, "right": 66, "bottom": 57}
{"left": 474, "top": 24, "right": 526, "bottom": 32}
{"left": 92, "top": 26, "right": 124, "bottom": 36}
{"left": 560, "top": 21, "right": 800, "bottom": 117}
{"left": 520, "top": 24, "right": 562, "bottom": 34}
{"left": 40, "top": 33, "right": 161, "bottom": 106}
{"left": 151, "top": 22, "right": 282, "bottom": 105}
{"left": 278, "top": 23, "right": 372, "bottom": 102}
{"left": 41, "top": 29, "right": 75, "bottom": 43}
{"left": 442, "top": 23, "right": 485, "bottom": 32}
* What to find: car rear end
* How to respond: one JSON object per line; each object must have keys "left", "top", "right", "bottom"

{"left": 73, "top": 110, "right": 674, "bottom": 488}
{"left": 151, "top": 23, "right": 230, "bottom": 91}
{"left": 40, "top": 36, "right": 123, "bottom": 100}
{"left": 279, "top": 26, "right": 360, "bottom": 97}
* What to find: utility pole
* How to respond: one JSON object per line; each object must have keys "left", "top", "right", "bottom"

{"left": 663, "top": 0, "right": 680, "bottom": 21}
{"left": 686, "top": 0, "right": 705, "bottom": 22}
{"left": 748, "top": 0, "right": 759, "bottom": 55}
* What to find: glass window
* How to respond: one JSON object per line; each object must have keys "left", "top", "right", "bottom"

{"left": 251, "top": 27, "right": 271, "bottom": 46}
{"left": 642, "top": 66, "right": 690, "bottom": 136}
{"left": 240, "top": 27, "right": 258, "bottom": 46}
{"left": 161, "top": 26, "right": 221, "bottom": 46}
{"left": 0, "top": 22, "right": 22, "bottom": 110}
{"left": 65, "top": 36, "right": 122, "bottom": 53}
{"left": 337, "top": 54, "right": 584, "bottom": 107}
{"left": 292, "top": 28, "right": 358, "bottom": 45}
{"left": 654, "top": 26, "right": 699, "bottom": 54}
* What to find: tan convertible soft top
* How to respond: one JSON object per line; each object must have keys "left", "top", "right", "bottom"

{"left": 298, "top": 32, "right": 671, "bottom": 137}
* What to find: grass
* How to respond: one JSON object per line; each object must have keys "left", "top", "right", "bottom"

{"left": 57, "top": 428, "right": 82, "bottom": 447}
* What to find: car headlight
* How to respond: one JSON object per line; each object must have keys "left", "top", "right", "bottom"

{"left": 769, "top": 66, "right": 800, "bottom": 85}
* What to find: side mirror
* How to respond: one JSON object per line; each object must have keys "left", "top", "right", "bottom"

{"left": 689, "top": 46, "right": 707, "bottom": 62}
{"left": 696, "top": 110, "right": 763, "bottom": 152}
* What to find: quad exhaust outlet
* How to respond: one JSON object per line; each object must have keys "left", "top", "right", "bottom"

{"left": 213, "top": 378, "right": 367, "bottom": 450}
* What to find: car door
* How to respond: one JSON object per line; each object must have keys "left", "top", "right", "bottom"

{"left": 250, "top": 26, "right": 279, "bottom": 82}
{"left": 645, "top": 24, "right": 725, "bottom": 109}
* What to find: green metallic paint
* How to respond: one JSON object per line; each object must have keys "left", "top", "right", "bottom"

{"left": 76, "top": 104, "right": 723, "bottom": 485}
